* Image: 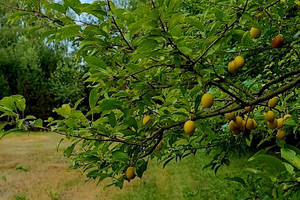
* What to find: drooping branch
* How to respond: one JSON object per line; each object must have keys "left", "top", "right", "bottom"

{"left": 149, "top": 76, "right": 299, "bottom": 143}
{"left": 138, "top": 74, "right": 299, "bottom": 156}
{"left": 2, "top": 4, "right": 54, "bottom": 22}
{"left": 27, "top": 125, "right": 147, "bottom": 147}
{"left": 2, "top": 4, "right": 99, "bottom": 27}
{"left": 124, "top": 64, "right": 175, "bottom": 79}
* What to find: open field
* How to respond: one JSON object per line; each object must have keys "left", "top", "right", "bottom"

{"left": 0, "top": 132, "right": 249, "bottom": 200}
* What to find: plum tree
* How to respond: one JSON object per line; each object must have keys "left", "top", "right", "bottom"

{"left": 0, "top": 0, "right": 299, "bottom": 198}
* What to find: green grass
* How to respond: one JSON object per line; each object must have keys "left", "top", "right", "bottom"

{"left": 13, "top": 193, "right": 27, "bottom": 200}
{"left": 1, "top": 132, "right": 255, "bottom": 200}
{"left": 115, "top": 151, "right": 251, "bottom": 200}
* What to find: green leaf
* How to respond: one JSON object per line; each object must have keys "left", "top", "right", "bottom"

{"left": 112, "top": 150, "right": 130, "bottom": 162}
{"left": 194, "top": 95, "right": 201, "bottom": 111}
{"left": 61, "top": 25, "right": 81, "bottom": 39}
{"left": 136, "top": 39, "right": 158, "bottom": 52}
{"left": 56, "top": 138, "right": 64, "bottom": 152}
{"left": 40, "top": 29, "right": 57, "bottom": 41}
{"left": 248, "top": 147, "right": 273, "bottom": 161}
{"left": 63, "top": 0, "right": 81, "bottom": 9}
{"left": 185, "top": 16, "right": 204, "bottom": 31}
{"left": 99, "top": 99, "right": 123, "bottom": 111}
{"left": 284, "top": 119, "right": 296, "bottom": 126}
{"left": 241, "top": 31, "right": 252, "bottom": 46}
{"left": 64, "top": 143, "right": 76, "bottom": 158}
{"left": 214, "top": 8, "right": 223, "bottom": 21}
{"left": 248, "top": 155, "right": 285, "bottom": 172}
{"left": 85, "top": 56, "right": 106, "bottom": 68}
{"left": 281, "top": 148, "right": 300, "bottom": 170}
{"left": 17, "top": 119, "right": 24, "bottom": 128}
{"left": 46, "top": 3, "right": 67, "bottom": 13}
{"left": 0, "top": 128, "right": 19, "bottom": 140}
{"left": 33, "top": 119, "right": 43, "bottom": 127}
{"left": 136, "top": 160, "right": 148, "bottom": 178}
{"left": 282, "top": 162, "right": 295, "bottom": 175}
{"left": 15, "top": 97, "right": 26, "bottom": 112}
{"left": 0, "top": 123, "right": 6, "bottom": 131}
{"left": 224, "top": 177, "right": 247, "bottom": 188}
{"left": 180, "top": 47, "right": 192, "bottom": 56}
{"left": 74, "top": 98, "right": 84, "bottom": 110}
{"left": 0, "top": 96, "right": 16, "bottom": 111}
{"left": 108, "top": 112, "right": 117, "bottom": 128}
{"left": 173, "top": 112, "right": 189, "bottom": 117}
{"left": 242, "top": 13, "right": 253, "bottom": 21}
{"left": 89, "top": 88, "right": 100, "bottom": 109}
{"left": 124, "top": 117, "right": 138, "bottom": 131}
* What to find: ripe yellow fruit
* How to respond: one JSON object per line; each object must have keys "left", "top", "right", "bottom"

{"left": 268, "top": 119, "right": 277, "bottom": 129}
{"left": 184, "top": 120, "right": 195, "bottom": 136}
{"left": 126, "top": 167, "right": 136, "bottom": 179}
{"left": 240, "top": 120, "right": 246, "bottom": 130}
{"left": 257, "top": 13, "right": 262, "bottom": 19}
{"left": 244, "top": 106, "right": 252, "bottom": 112}
{"left": 234, "top": 56, "right": 245, "bottom": 69}
{"left": 225, "top": 112, "right": 235, "bottom": 120}
{"left": 201, "top": 93, "right": 213, "bottom": 108}
{"left": 228, "top": 61, "right": 238, "bottom": 73}
{"left": 277, "top": 118, "right": 284, "bottom": 129}
{"left": 246, "top": 118, "right": 255, "bottom": 130}
{"left": 253, "top": 120, "right": 258, "bottom": 129}
{"left": 228, "top": 120, "right": 237, "bottom": 131}
{"left": 235, "top": 116, "right": 243, "bottom": 129}
{"left": 268, "top": 97, "right": 278, "bottom": 108}
{"left": 284, "top": 114, "right": 292, "bottom": 121}
{"left": 276, "top": 129, "right": 285, "bottom": 140}
{"left": 265, "top": 111, "right": 275, "bottom": 122}
{"left": 232, "top": 129, "right": 241, "bottom": 135}
{"left": 250, "top": 27, "right": 261, "bottom": 39}
{"left": 143, "top": 115, "right": 151, "bottom": 125}
{"left": 297, "top": 1, "right": 300, "bottom": 6}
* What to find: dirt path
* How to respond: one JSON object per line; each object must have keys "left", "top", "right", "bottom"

{"left": 0, "top": 133, "right": 140, "bottom": 200}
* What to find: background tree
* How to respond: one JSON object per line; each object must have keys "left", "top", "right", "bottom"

{"left": 0, "top": 1, "right": 88, "bottom": 118}
{"left": 0, "top": 0, "right": 299, "bottom": 198}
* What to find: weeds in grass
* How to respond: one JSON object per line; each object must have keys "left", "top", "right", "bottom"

{"left": 15, "top": 165, "right": 29, "bottom": 172}
{"left": 48, "top": 191, "right": 60, "bottom": 200}
{"left": 13, "top": 193, "right": 27, "bottom": 200}
{"left": 0, "top": 175, "right": 6, "bottom": 181}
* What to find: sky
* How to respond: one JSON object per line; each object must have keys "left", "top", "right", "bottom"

{"left": 80, "top": 0, "right": 94, "bottom": 3}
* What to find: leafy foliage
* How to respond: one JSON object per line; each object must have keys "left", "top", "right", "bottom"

{"left": 0, "top": 0, "right": 299, "bottom": 197}
{"left": 0, "top": 2, "right": 88, "bottom": 117}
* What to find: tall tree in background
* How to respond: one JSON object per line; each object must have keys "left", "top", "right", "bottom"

{"left": 0, "top": 1, "right": 88, "bottom": 118}
{"left": 0, "top": 0, "right": 299, "bottom": 198}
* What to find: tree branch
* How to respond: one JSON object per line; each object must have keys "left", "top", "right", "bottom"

{"left": 27, "top": 125, "right": 146, "bottom": 147}
{"left": 107, "top": 0, "right": 133, "bottom": 51}
{"left": 209, "top": 80, "right": 245, "bottom": 104}
{"left": 193, "top": 0, "right": 249, "bottom": 65}
{"left": 256, "top": 69, "right": 300, "bottom": 96}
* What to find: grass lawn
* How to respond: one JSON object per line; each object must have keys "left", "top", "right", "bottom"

{"left": 0, "top": 132, "right": 250, "bottom": 200}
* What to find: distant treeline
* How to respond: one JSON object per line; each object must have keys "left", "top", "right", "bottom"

{"left": 0, "top": 6, "right": 89, "bottom": 118}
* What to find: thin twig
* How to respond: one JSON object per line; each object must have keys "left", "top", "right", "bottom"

{"left": 107, "top": 0, "right": 133, "bottom": 51}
